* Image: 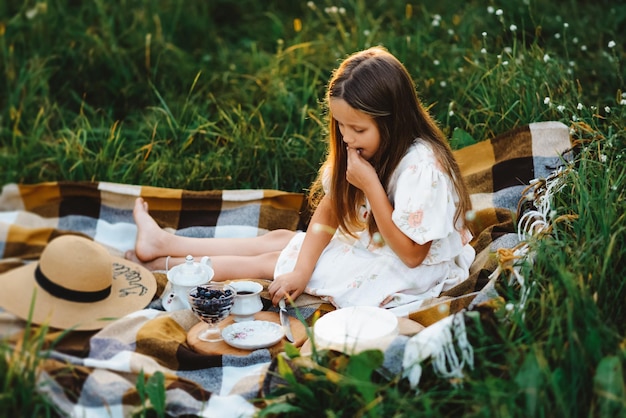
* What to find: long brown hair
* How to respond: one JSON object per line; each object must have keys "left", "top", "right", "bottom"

{"left": 310, "top": 46, "right": 471, "bottom": 237}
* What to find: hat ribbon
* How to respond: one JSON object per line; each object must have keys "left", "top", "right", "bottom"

{"left": 35, "top": 265, "right": 112, "bottom": 303}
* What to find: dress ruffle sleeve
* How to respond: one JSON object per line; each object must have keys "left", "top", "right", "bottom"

{"left": 391, "top": 151, "right": 457, "bottom": 246}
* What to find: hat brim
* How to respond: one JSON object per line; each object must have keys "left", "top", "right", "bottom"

{"left": 0, "top": 256, "right": 157, "bottom": 331}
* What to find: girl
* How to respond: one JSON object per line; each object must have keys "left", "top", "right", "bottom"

{"left": 129, "top": 46, "right": 475, "bottom": 309}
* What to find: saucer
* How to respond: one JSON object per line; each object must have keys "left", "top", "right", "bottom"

{"left": 222, "top": 320, "right": 284, "bottom": 350}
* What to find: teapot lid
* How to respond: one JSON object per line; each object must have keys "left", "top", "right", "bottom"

{"left": 168, "top": 255, "right": 211, "bottom": 285}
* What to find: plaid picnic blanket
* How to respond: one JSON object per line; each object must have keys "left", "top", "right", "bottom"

{"left": 0, "top": 121, "right": 572, "bottom": 417}
{"left": 0, "top": 184, "right": 306, "bottom": 262}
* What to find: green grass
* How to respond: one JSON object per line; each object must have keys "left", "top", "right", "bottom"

{"left": 2, "top": 0, "right": 623, "bottom": 191}
{"left": 0, "top": 295, "right": 65, "bottom": 417}
{"left": 1, "top": 0, "right": 625, "bottom": 416}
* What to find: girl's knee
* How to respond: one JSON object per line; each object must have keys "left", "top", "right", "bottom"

{"left": 266, "top": 229, "right": 295, "bottom": 244}
{"left": 250, "top": 251, "right": 281, "bottom": 279}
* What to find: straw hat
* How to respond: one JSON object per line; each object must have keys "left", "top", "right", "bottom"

{"left": 0, "top": 235, "right": 157, "bottom": 331}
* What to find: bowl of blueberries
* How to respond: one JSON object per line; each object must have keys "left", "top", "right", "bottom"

{"left": 188, "top": 283, "right": 236, "bottom": 342}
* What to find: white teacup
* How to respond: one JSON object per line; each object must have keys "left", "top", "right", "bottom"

{"left": 229, "top": 280, "right": 264, "bottom": 322}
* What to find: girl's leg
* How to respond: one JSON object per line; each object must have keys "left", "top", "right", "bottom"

{"left": 211, "top": 252, "right": 281, "bottom": 281}
{"left": 127, "top": 251, "right": 281, "bottom": 280}
{"left": 131, "top": 197, "right": 295, "bottom": 262}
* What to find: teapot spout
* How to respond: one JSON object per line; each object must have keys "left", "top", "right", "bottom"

{"left": 163, "top": 292, "right": 189, "bottom": 312}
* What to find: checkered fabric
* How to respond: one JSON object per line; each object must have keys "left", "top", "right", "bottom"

{"left": 444, "top": 122, "right": 572, "bottom": 292}
{"left": 0, "top": 121, "right": 572, "bottom": 417}
{"left": 0, "top": 183, "right": 305, "bottom": 264}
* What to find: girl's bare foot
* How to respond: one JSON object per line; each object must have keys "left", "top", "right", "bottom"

{"left": 132, "top": 197, "right": 171, "bottom": 262}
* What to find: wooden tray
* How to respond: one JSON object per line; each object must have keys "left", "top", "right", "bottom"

{"left": 187, "top": 311, "right": 308, "bottom": 356}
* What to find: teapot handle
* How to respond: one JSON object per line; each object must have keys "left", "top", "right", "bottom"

{"left": 200, "top": 256, "right": 212, "bottom": 268}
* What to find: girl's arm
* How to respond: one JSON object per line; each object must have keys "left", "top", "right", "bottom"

{"left": 268, "top": 194, "right": 338, "bottom": 305}
{"left": 346, "top": 147, "right": 431, "bottom": 268}
{"left": 365, "top": 182, "right": 431, "bottom": 268}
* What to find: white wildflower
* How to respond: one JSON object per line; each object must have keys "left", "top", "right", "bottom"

{"left": 449, "top": 110, "right": 454, "bottom": 116}
{"left": 339, "top": 7, "right": 346, "bottom": 15}
{"left": 544, "top": 97, "right": 551, "bottom": 105}
{"left": 487, "top": 6, "right": 495, "bottom": 14}
{"left": 505, "top": 303, "right": 514, "bottom": 312}
{"left": 604, "top": 106, "right": 611, "bottom": 113}
{"left": 577, "top": 102, "right": 584, "bottom": 110}
{"left": 26, "top": 4, "right": 47, "bottom": 19}
{"left": 620, "top": 99, "right": 626, "bottom": 105}
{"left": 510, "top": 24, "right": 517, "bottom": 32}
{"left": 307, "top": 1, "right": 316, "bottom": 10}
{"left": 482, "top": 31, "right": 487, "bottom": 37}
{"left": 608, "top": 40, "right": 616, "bottom": 48}
{"left": 502, "top": 60, "right": 509, "bottom": 66}
{"left": 433, "top": 59, "right": 440, "bottom": 66}
{"left": 363, "top": 29, "right": 370, "bottom": 36}
{"left": 573, "top": 37, "right": 578, "bottom": 44}
{"left": 581, "top": 45, "right": 587, "bottom": 51}
{"left": 557, "top": 105, "right": 565, "bottom": 112}
{"left": 440, "top": 81, "right": 447, "bottom": 87}
{"left": 564, "top": 22, "right": 569, "bottom": 28}
{"left": 481, "top": 48, "right": 487, "bottom": 54}
{"left": 555, "top": 33, "right": 561, "bottom": 39}
{"left": 569, "top": 61, "right": 575, "bottom": 67}
{"left": 448, "top": 29, "right": 454, "bottom": 36}
{"left": 495, "top": 9, "right": 503, "bottom": 16}
{"left": 599, "top": 154, "right": 608, "bottom": 163}
{"left": 543, "top": 53, "right": 550, "bottom": 62}
{"left": 504, "top": 46, "right": 512, "bottom": 54}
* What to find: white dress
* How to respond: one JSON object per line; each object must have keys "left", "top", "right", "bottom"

{"left": 274, "top": 140, "right": 476, "bottom": 309}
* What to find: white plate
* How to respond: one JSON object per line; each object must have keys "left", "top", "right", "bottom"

{"left": 222, "top": 320, "right": 285, "bottom": 350}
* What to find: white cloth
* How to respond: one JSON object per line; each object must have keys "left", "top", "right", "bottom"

{"left": 402, "top": 312, "right": 474, "bottom": 390}
{"left": 274, "top": 140, "right": 476, "bottom": 308}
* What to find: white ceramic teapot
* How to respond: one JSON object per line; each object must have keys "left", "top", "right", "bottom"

{"left": 161, "top": 255, "right": 214, "bottom": 311}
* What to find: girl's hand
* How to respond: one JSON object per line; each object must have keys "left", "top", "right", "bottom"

{"left": 346, "top": 147, "right": 379, "bottom": 191}
{"left": 268, "top": 270, "right": 309, "bottom": 305}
